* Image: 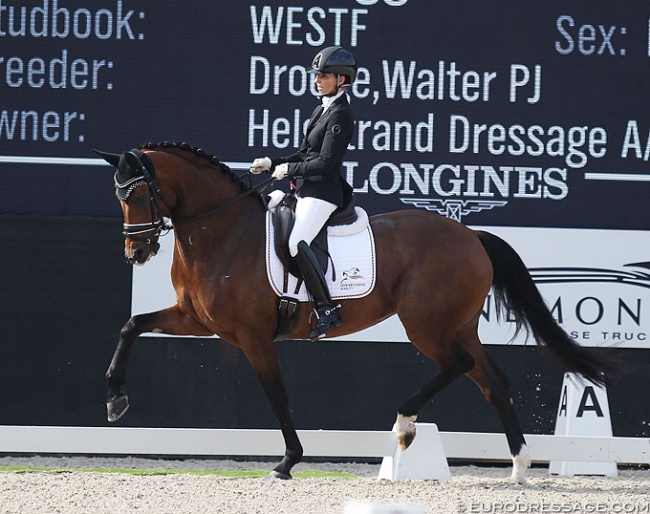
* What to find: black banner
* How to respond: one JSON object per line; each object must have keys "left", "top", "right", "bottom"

{"left": 2, "top": 1, "right": 649, "bottom": 228}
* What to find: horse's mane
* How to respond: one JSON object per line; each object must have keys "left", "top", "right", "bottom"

{"left": 139, "top": 141, "right": 253, "bottom": 193}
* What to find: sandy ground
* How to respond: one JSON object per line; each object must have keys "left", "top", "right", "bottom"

{"left": 0, "top": 456, "right": 649, "bottom": 514}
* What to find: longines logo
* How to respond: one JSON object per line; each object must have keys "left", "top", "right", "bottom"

{"left": 347, "top": 162, "right": 568, "bottom": 222}
{"left": 400, "top": 198, "right": 508, "bottom": 222}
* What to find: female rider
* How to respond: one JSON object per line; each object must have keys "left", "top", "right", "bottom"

{"left": 250, "top": 46, "right": 357, "bottom": 342}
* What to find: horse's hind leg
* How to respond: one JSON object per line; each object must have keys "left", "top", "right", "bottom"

{"left": 394, "top": 345, "right": 475, "bottom": 450}
{"left": 464, "top": 345, "right": 531, "bottom": 484}
{"left": 106, "top": 305, "right": 213, "bottom": 422}
{"left": 397, "top": 327, "right": 530, "bottom": 483}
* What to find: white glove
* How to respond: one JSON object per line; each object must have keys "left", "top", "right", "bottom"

{"left": 272, "top": 163, "right": 289, "bottom": 180}
{"left": 250, "top": 156, "right": 271, "bottom": 174}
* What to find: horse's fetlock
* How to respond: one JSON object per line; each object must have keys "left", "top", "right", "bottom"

{"left": 393, "top": 413, "right": 417, "bottom": 451}
{"left": 286, "top": 448, "right": 303, "bottom": 462}
{"left": 393, "top": 413, "right": 417, "bottom": 435}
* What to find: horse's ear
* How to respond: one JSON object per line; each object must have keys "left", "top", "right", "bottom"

{"left": 93, "top": 149, "right": 122, "bottom": 167}
{"left": 125, "top": 149, "right": 155, "bottom": 180}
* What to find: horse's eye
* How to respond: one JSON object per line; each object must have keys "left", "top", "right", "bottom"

{"left": 133, "top": 194, "right": 148, "bottom": 205}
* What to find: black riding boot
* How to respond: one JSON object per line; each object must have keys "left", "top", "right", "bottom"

{"left": 294, "top": 241, "right": 342, "bottom": 341}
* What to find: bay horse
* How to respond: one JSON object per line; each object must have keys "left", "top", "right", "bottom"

{"left": 95, "top": 141, "right": 615, "bottom": 483}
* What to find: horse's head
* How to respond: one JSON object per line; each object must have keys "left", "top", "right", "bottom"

{"left": 95, "top": 148, "right": 171, "bottom": 265}
{"left": 96, "top": 142, "right": 262, "bottom": 265}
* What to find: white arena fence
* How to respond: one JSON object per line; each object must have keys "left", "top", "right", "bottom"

{"left": 0, "top": 425, "right": 648, "bottom": 471}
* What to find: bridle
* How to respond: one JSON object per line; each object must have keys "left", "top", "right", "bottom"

{"left": 121, "top": 189, "right": 172, "bottom": 245}
{"left": 118, "top": 150, "right": 275, "bottom": 244}
{"left": 118, "top": 150, "right": 173, "bottom": 245}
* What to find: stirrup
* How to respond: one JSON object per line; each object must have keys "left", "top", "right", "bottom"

{"left": 309, "top": 306, "right": 342, "bottom": 342}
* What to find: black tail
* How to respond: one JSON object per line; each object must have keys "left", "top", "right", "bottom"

{"left": 477, "top": 230, "right": 618, "bottom": 387}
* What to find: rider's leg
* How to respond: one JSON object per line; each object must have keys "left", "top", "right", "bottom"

{"left": 288, "top": 196, "right": 337, "bottom": 258}
{"left": 289, "top": 197, "right": 342, "bottom": 341}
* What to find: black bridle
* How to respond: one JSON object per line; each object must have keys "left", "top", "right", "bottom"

{"left": 118, "top": 150, "right": 174, "bottom": 245}
{"left": 121, "top": 180, "right": 173, "bottom": 245}
{"left": 119, "top": 151, "right": 275, "bottom": 244}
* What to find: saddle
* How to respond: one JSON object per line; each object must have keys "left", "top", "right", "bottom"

{"left": 270, "top": 191, "right": 360, "bottom": 342}
{"left": 272, "top": 192, "right": 358, "bottom": 282}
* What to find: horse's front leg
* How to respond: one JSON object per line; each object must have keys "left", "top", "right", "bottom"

{"left": 241, "top": 340, "right": 303, "bottom": 479}
{"left": 106, "top": 305, "right": 212, "bottom": 422}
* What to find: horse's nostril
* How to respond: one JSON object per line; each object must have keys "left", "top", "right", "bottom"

{"left": 134, "top": 248, "right": 148, "bottom": 263}
{"left": 125, "top": 245, "right": 150, "bottom": 264}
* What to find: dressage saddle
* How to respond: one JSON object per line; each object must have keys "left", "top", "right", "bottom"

{"left": 271, "top": 192, "right": 358, "bottom": 342}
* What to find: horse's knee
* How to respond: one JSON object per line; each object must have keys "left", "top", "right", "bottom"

{"left": 119, "top": 316, "right": 141, "bottom": 338}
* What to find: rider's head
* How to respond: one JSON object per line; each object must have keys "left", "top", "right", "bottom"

{"left": 308, "top": 46, "right": 357, "bottom": 96}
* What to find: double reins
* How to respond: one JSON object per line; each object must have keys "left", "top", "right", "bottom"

{"left": 173, "top": 175, "right": 276, "bottom": 226}
{"left": 122, "top": 162, "right": 276, "bottom": 243}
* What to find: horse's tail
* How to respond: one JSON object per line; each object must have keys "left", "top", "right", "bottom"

{"left": 477, "top": 230, "right": 618, "bottom": 387}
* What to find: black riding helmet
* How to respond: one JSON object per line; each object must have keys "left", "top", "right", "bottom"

{"left": 308, "top": 46, "right": 357, "bottom": 85}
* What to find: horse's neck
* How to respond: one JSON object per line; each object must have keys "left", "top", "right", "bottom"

{"left": 173, "top": 197, "right": 265, "bottom": 263}
{"left": 172, "top": 169, "right": 239, "bottom": 221}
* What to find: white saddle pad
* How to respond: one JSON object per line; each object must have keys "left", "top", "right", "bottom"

{"left": 265, "top": 208, "right": 376, "bottom": 301}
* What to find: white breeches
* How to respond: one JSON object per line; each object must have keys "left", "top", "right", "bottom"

{"left": 288, "top": 196, "right": 337, "bottom": 257}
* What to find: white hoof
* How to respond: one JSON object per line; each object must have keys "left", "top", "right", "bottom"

{"left": 393, "top": 414, "right": 417, "bottom": 451}
{"left": 510, "top": 444, "right": 532, "bottom": 484}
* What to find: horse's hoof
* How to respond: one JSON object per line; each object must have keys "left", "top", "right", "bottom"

{"left": 268, "top": 470, "right": 292, "bottom": 480}
{"left": 107, "top": 394, "right": 129, "bottom": 422}
{"left": 394, "top": 414, "right": 418, "bottom": 451}
{"left": 397, "top": 428, "right": 416, "bottom": 451}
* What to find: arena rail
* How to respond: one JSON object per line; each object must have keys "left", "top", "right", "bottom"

{"left": 0, "top": 424, "right": 648, "bottom": 466}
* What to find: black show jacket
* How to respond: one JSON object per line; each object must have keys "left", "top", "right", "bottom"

{"left": 273, "top": 94, "right": 355, "bottom": 209}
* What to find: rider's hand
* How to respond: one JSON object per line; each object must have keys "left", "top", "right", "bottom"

{"left": 250, "top": 157, "right": 272, "bottom": 174}
{"left": 272, "top": 163, "right": 289, "bottom": 180}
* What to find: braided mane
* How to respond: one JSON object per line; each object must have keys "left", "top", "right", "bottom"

{"left": 139, "top": 141, "right": 253, "bottom": 192}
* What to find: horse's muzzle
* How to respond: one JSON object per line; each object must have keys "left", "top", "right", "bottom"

{"left": 125, "top": 240, "right": 160, "bottom": 265}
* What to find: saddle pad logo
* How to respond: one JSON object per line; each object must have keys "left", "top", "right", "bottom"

{"left": 340, "top": 267, "right": 366, "bottom": 292}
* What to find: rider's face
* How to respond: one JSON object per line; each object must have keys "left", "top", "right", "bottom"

{"left": 315, "top": 73, "right": 342, "bottom": 96}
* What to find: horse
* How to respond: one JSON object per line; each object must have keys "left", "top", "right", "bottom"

{"left": 95, "top": 141, "right": 616, "bottom": 483}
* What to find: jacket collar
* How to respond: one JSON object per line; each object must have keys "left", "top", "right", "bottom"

{"left": 321, "top": 90, "right": 346, "bottom": 110}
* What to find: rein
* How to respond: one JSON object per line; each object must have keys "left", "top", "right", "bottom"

{"left": 118, "top": 145, "right": 276, "bottom": 244}
{"left": 125, "top": 174, "right": 276, "bottom": 243}
{"left": 173, "top": 175, "right": 276, "bottom": 226}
